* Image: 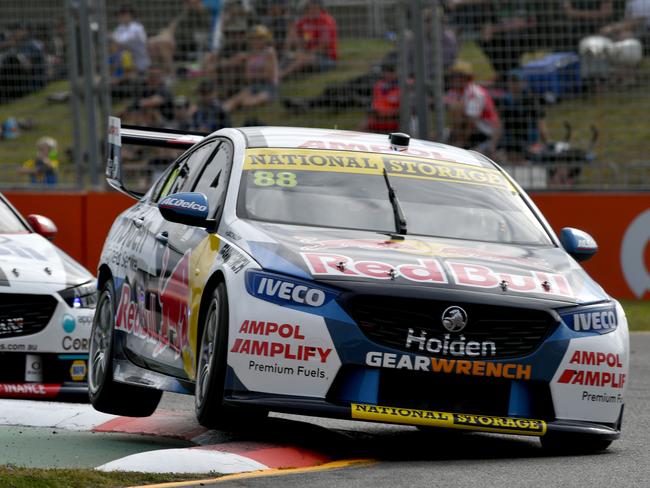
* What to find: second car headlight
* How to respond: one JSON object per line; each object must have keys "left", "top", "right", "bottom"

{"left": 59, "top": 281, "right": 97, "bottom": 309}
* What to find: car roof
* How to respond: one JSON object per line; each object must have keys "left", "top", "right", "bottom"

{"left": 236, "top": 127, "right": 495, "bottom": 169}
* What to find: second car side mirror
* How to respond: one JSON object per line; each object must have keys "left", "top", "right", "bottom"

{"left": 158, "top": 192, "right": 212, "bottom": 228}
{"left": 27, "top": 214, "right": 58, "bottom": 240}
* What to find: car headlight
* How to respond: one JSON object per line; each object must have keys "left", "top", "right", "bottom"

{"left": 558, "top": 302, "right": 618, "bottom": 334}
{"left": 59, "top": 281, "right": 97, "bottom": 309}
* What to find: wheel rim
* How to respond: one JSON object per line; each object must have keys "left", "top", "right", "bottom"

{"left": 196, "top": 296, "right": 219, "bottom": 408}
{"left": 88, "top": 289, "right": 113, "bottom": 394}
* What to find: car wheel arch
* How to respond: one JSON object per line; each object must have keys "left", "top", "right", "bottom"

{"left": 195, "top": 270, "right": 227, "bottom": 371}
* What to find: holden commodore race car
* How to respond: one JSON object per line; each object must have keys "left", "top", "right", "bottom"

{"left": 0, "top": 192, "right": 95, "bottom": 400}
{"left": 90, "top": 118, "right": 628, "bottom": 452}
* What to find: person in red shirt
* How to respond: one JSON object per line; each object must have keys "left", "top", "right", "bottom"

{"left": 363, "top": 60, "right": 401, "bottom": 133}
{"left": 446, "top": 61, "right": 501, "bottom": 157}
{"left": 281, "top": 0, "right": 337, "bottom": 79}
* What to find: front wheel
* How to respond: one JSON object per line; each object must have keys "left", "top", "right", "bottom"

{"left": 195, "top": 282, "right": 267, "bottom": 430}
{"left": 88, "top": 279, "right": 162, "bottom": 417}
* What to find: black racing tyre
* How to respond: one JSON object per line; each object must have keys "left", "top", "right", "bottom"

{"left": 88, "top": 279, "right": 162, "bottom": 417}
{"left": 195, "top": 282, "right": 267, "bottom": 430}
{"left": 540, "top": 433, "right": 613, "bottom": 453}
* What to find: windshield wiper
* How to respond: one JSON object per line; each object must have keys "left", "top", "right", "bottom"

{"left": 383, "top": 168, "right": 407, "bottom": 235}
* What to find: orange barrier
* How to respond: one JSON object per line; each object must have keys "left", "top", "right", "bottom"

{"left": 4, "top": 191, "right": 649, "bottom": 300}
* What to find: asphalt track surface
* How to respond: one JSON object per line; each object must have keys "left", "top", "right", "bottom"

{"left": 157, "top": 332, "right": 650, "bottom": 488}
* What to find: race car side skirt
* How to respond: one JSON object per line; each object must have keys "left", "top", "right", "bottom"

{"left": 224, "top": 392, "right": 620, "bottom": 440}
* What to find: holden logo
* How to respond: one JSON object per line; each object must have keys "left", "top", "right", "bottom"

{"left": 441, "top": 306, "right": 468, "bottom": 333}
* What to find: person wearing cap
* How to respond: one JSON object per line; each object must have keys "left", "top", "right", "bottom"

{"left": 281, "top": 0, "right": 337, "bottom": 79}
{"left": 222, "top": 25, "right": 279, "bottom": 112}
{"left": 112, "top": 4, "right": 150, "bottom": 73}
{"left": 446, "top": 60, "right": 501, "bottom": 156}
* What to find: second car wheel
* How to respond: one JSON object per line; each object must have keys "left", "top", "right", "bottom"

{"left": 195, "top": 282, "right": 267, "bottom": 430}
{"left": 88, "top": 279, "right": 162, "bottom": 417}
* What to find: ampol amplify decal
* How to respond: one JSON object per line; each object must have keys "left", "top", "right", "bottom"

{"left": 365, "top": 351, "right": 531, "bottom": 380}
{"left": 351, "top": 404, "right": 546, "bottom": 436}
{"left": 228, "top": 305, "right": 341, "bottom": 398}
{"left": 302, "top": 252, "right": 573, "bottom": 298}
{"left": 551, "top": 332, "right": 628, "bottom": 423}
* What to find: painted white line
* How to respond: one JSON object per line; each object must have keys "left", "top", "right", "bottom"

{"left": 0, "top": 399, "right": 116, "bottom": 430}
{"left": 96, "top": 448, "right": 269, "bottom": 474}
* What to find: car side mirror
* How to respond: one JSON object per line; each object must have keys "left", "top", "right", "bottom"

{"left": 560, "top": 227, "right": 598, "bottom": 262}
{"left": 27, "top": 214, "right": 58, "bottom": 241}
{"left": 158, "top": 192, "right": 212, "bottom": 228}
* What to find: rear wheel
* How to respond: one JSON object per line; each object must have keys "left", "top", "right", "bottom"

{"left": 88, "top": 279, "right": 162, "bottom": 417}
{"left": 195, "top": 282, "right": 267, "bottom": 429}
{"left": 540, "top": 433, "right": 613, "bottom": 453}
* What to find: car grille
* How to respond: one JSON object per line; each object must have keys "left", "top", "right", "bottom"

{"left": 0, "top": 294, "right": 58, "bottom": 338}
{"left": 345, "top": 295, "right": 558, "bottom": 360}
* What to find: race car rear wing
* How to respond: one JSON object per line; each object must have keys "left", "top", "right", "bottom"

{"left": 106, "top": 116, "right": 206, "bottom": 199}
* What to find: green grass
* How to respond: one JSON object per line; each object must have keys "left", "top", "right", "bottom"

{"left": 620, "top": 299, "right": 650, "bottom": 331}
{"left": 0, "top": 466, "right": 211, "bottom": 488}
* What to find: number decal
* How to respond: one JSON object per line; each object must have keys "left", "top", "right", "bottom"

{"left": 253, "top": 171, "right": 297, "bottom": 188}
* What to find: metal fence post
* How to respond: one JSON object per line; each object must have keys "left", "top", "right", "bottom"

{"left": 78, "top": 0, "right": 101, "bottom": 188}
{"left": 430, "top": 0, "right": 445, "bottom": 142}
{"left": 411, "top": 0, "right": 429, "bottom": 139}
{"left": 397, "top": 1, "right": 410, "bottom": 133}
{"left": 96, "top": 0, "right": 112, "bottom": 173}
{"left": 66, "top": 0, "right": 84, "bottom": 190}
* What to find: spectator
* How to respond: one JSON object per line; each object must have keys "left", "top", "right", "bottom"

{"left": 558, "top": 1, "right": 620, "bottom": 50}
{"left": 20, "top": 137, "right": 59, "bottom": 185}
{"left": 191, "top": 80, "right": 232, "bottom": 132}
{"left": 498, "top": 70, "right": 547, "bottom": 162}
{"left": 149, "top": 0, "right": 213, "bottom": 77}
{"left": 172, "top": 95, "right": 195, "bottom": 131}
{"left": 129, "top": 66, "right": 175, "bottom": 125}
{"left": 223, "top": 25, "right": 279, "bottom": 112}
{"left": 362, "top": 59, "right": 401, "bottom": 133}
{"left": 446, "top": 61, "right": 501, "bottom": 156}
{"left": 111, "top": 4, "right": 150, "bottom": 73}
{"left": 601, "top": 0, "right": 650, "bottom": 50}
{"left": 0, "top": 22, "right": 47, "bottom": 101}
{"left": 256, "top": 0, "right": 289, "bottom": 52}
{"left": 281, "top": 0, "right": 337, "bottom": 79}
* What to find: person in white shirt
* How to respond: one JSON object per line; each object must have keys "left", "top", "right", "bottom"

{"left": 112, "top": 5, "right": 150, "bottom": 73}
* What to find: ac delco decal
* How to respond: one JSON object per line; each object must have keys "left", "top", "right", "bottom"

{"left": 365, "top": 351, "right": 531, "bottom": 380}
{"left": 557, "top": 350, "right": 626, "bottom": 388}
{"left": 302, "top": 252, "right": 573, "bottom": 298}
{"left": 351, "top": 404, "right": 546, "bottom": 436}
{"left": 244, "top": 149, "right": 514, "bottom": 191}
{"left": 231, "top": 320, "right": 333, "bottom": 363}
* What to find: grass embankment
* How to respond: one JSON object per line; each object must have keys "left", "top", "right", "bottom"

{"left": 1, "top": 38, "right": 649, "bottom": 186}
{"left": 0, "top": 466, "right": 210, "bottom": 488}
{"left": 619, "top": 299, "right": 650, "bottom": 331}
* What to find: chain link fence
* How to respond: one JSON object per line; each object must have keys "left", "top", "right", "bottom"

{"left": 1, "top": 0, "right": 649, "bottom": 190}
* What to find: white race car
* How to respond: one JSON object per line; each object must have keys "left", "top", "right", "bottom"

{"left": 0, "top": 192, "right": 95, "bottom": 400}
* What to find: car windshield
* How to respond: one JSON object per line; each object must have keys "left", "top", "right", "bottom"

{"left": 0, "top": 198, "right": 28, "bottom": 233}
{"left": 237, "top": 148, "right": 552, "bottom": 246}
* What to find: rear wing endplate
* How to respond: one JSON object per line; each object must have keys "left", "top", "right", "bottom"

{"left": 106, "top": 116, "right": 206, "bottom": 199}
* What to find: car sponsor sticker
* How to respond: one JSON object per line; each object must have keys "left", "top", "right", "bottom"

{"left": 244, "top": 149, "right": 515, "bottom": 191}
{"left": 0, "top": 383, "right": 61, "bottom": 398}
{"left": 246, "top": 271, "right": 337, "bottom": 309}
{"left": 69, "top": 359, "right": 87, "bottom": 381}
{"left": 351, "top": 403, "right": 546, "bottom": 436}
{"left": 405, "top": 329, "right": 497, "bottom": 357}
{"left": 365, "top": 351, "right": 531, "bottom": 380}
{"left": 560, "top": 305, "right": 618, "bottom": 334}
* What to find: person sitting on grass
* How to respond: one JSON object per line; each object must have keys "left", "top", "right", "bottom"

{"left": 281, "top": 0, "right": 337, "bottom": 79}
{"left": 222, "top": 25, "right": 279, "bottom": 113}
{"left": 362, "top": 59, "right": 401, "bottom": 134}
{"left": 191, "top": 80, "right": 232, "bottom": 133}
{"left": 446, "top": 61, "right": 501, "bottom": 157}
{"left": 20, "top": 136, "right": 59, "bottom": 185}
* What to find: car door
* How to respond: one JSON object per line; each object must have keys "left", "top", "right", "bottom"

{"left": 131, "top": 139, "right": 233, "bottom": 379}
{"left": 123, "top": 139, "right": 222, "bottom": 376}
